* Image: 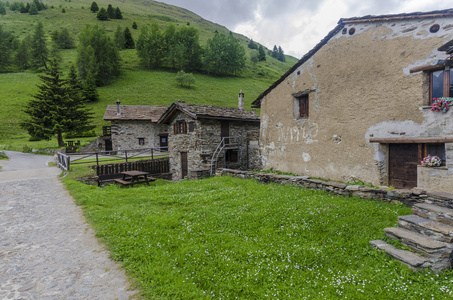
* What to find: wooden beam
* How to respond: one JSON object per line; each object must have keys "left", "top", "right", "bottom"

{"left": 409, "top": 64, "right": 444, "bottom": 73}
{"left": 369, "top": 136, "right": 453, "bottom": 143}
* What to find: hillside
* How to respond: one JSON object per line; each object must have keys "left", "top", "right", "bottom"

{"left": 0, "top": 0, "right": 298, "bottom": 143}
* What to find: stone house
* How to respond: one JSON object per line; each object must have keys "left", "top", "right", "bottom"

{"left": 158, "top": 97, "right": 260, "bottom": 180}
{"left": 252, "top": 9, "right": 453, "bottom": 193}
{"left": 103, "top": 100, "right": 169, "bottom": 151}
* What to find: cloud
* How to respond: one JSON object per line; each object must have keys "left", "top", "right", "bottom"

{"left": 158, "top": 0, "right": 453, "bottom": 58}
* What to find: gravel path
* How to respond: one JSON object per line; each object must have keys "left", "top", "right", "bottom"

{"left": 0, "top": 151, "right": 136, "bottom": 299}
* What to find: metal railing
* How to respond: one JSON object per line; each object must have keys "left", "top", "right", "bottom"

{"left": 210, "top": 136, "right": 239, "bottom": 175}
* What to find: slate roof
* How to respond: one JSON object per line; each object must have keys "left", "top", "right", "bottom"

{"left": 251, "top": 8, "right": 453, "bottom": 108}
{"left": 158, "top": 102, "right": 260, "bottom": 124}
{"left": 103, "top": 105, "right": 169, "bottom": 122}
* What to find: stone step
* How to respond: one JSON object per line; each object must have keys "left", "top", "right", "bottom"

{"left": 398, "top": 215, "right": 453, "bottom": 243}
{"left": 384, "top": 227, "right": 446, "bottom": 257}
{"left": 413, "top": 203, "right": 453, "bottom": 227}
{"left": 370, "top": 240, "right": 431, "bottom": 271}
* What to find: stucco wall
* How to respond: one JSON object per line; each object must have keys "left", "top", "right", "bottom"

{"left": 111, "top": 120, "right": 167, "bottom": 151}
{"left": 260, "top": 17, "right": 453, "bottom": 186}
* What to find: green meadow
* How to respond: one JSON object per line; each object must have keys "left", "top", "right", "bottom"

{"left": 62, "top": 171, "right": 453, "bottom": 299}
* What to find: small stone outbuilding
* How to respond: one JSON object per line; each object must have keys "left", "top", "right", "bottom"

{"left": 103, "top": 100, "right": 169, "bottom": 151}
{"left": 158, "top": 99, "right": 260, "bottom": 180}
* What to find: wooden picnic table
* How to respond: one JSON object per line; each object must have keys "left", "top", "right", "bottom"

{"left": 113, "top": 170, "right": 156, "bottom": 187}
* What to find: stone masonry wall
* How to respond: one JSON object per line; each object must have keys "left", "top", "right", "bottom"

{"left": 111, "top": 120, "right": 167, "bottom": 151}
{"left": 168, "top": 112, "right": 260, "bottom": 181}
{"left": 218, "top": 169, "right": 453, "bottom": 208}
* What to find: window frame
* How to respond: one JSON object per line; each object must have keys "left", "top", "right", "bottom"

{"left": 293, "top": 90, "right": 314, "bottom": 119}
{"left": 138, "top": 138, "right": 145, "bottom": 145}
{"left": 429, "top": 67, "right": 452, "bottom": 104}
{"left": 173, "top": 120, "right": 187, "bottom": 134}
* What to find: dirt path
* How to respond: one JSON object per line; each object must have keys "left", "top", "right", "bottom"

{"left": 0, "top": 151, "right": 136, "bottom": 299}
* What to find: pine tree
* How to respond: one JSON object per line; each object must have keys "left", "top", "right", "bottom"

{"left": 132, "top": 21, "right": 137, "bottom": 29}
{"left": 90, "top": 1, "right": 98, "bottom": 12}
{"left": 96, "top": 7, "right": 109, "bottom": 20}
{"left": 248, "top": 39, "right": 258, "bottom": 50}
{"left": 277, "top": 46, "right": 286, "bottom": 62}
{"left": 272, "top": 45, "right": 278, "bottom": 58}
{"left": 28, "top": 2, "right": 38, "bottom": 15}
{"left": 15, "top": 36, "right": 30, "bottom": 70}
{"left": 20, "top": 59, "right": 93, "bottom": 146}
{"left": 30, "top": 22, "right": 48, "bottom": 70}
{"left": 124, "top": 27, "right": 135, "bottom": 49}
{"left": 107, "top": 4, "right": 115, "bottom": 19}
{"left": 115, "top": 7, "right": 122, "bottom": 19}
{"left": 258, "top": 45, "right": 266, "bottom": 61}
{"left": 82, "top": 70, "right": 99, "bottom": 102}
{"left": 114, "top": 25, "right": 125, "bottom": 50}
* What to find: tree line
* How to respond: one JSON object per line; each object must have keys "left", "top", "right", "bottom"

{"left": 0, "top": 0, "right": 47, "bottom": 15}
{"left": 136, "top": 24, "right": 246, "bottom": 76}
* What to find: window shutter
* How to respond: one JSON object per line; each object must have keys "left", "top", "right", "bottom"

{"left": 173, "top": 123, "right": 177, "bottom": 134}
{"left": 183, "top": 121, "right": 187, "bottom": 133}
{"left": 299, "top": 95, "right": 308, "bottom": 118}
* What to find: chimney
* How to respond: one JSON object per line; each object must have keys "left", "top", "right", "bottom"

{"left": 116, "top": 99, "right": 121, "bottom": 116}
{"left": 238, "top": 90, "right": 244, "bottom": 110}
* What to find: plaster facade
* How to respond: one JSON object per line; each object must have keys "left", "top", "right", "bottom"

{"left": 255, "top": 10, "right": 453, "bottom": 191}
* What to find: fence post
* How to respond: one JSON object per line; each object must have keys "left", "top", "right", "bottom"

{"left": 151, "top": 148, "right": 154, "bottom": 160}
{"left": 125, "top": 150, "right": 128, "bottom": 163}
{"left": 96, "top": 153, "right": 99, "bottom": 167}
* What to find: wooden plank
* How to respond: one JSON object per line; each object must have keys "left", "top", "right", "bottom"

{"left": 370, "top": 136, "right": 453, "bottom": 143}
{"left": 409, "top": 64, "right": 443, "bottom": 73}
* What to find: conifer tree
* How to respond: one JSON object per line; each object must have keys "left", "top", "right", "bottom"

{"left": 107, "top": 4, "right": 115, "bottom": 18}
{"left": 96, "top": 7, "right": 109, "bottom": 20}
{"left": 132, "top": 21, "right": 137, "bottom": 29}
{"left": 82, "top": 70, "right": 99, "bottom": 102}
{"left": 21, "top": 59, "right": 93, "bottom": 146}
{"left": 115, "top": 7, "right": 122, "bottom": 19}
{"left": 258, "top": 45, "right": 266, "bottom": 61}
{"left": 15, "top": 36, "right": 30, "bottom": 70}
{"left": 114, "top": 25, "right": 125, "bottom": 50}
{"left": 124, "top": 27, "right": 135, "bottom": 49}
{"left": 90, "top": 1, "right": 98, "bottom": 12}
{"left": 30, "top": 22, "right": 48, "bottom": 70}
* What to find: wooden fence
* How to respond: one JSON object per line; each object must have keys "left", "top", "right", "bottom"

{"left": 94, "top": 157, "right": 170, "bottom": 176}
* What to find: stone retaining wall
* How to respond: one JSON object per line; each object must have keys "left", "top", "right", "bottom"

{"left": 217, "top": 169, "right": 453, "bottom": 208}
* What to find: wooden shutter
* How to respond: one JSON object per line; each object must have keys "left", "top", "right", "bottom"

{"left": 173, "top": 123, "right": 177, "bottom": 134}
{"left": 182, "top": 121, "right": 187, "bottom": 133}
{"left": 299, "top": 95, "right": 309, "bottom": 118}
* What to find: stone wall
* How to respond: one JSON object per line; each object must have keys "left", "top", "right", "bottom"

{"left": 111, "top": 120, "right": 167, "bottom": 151}
{"left": 168, "top": 112, "right": 260, "bottom": 180}
{"left": 417, "top": 165, "right": 453, "bottom": 193}
{"left": 218, "top": 169, "right": 453, "bottom": 208}
{"left": 258, "top": 16, "right": 453, "bottom": 187}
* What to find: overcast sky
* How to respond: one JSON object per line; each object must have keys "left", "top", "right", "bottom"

{"left": 158, "top": 0, "right": 453, "bottom": 58}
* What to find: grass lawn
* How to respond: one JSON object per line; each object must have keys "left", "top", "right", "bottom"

{"left": 62, "top": 172, "right": 453, "bottom": 299}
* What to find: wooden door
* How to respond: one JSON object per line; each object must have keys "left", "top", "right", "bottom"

{"left": 221, "top": 121, "right": 229, "bottom": 145}
{"left": 105, "top": 139, "right": 113, "bottom": 151}
{"left": 159, "top": 135, "right": 168, "bottom": 151}
{"left": 181, "top": 152, "right": 188, "bottom": 179}
{"left": 389, "top": 144, "right": 418, "bottom": 189}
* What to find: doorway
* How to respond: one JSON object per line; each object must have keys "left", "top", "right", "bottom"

{"left": 388, "top": 144, "right": 418, "bottom": 189}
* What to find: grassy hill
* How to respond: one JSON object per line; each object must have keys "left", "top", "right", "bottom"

{"left": 0, "top": 0, "right": 298, "bottom": 146}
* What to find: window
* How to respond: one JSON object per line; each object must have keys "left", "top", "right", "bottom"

{"left": 423, "top": 143, "right": 446, "bottom": 165}
{"left": 298, "top": 94, "right": 309, "bottom": 119}
{"left": 173, "top": 120, "right": 187, "bottom": 134}
{"left": 293, "top": 90, "right": 314, "bottom": 119}
{"left": 430, "top": 68, "right": 453, "bottom": 103}
{"left": 138, "top": 138, "right": 145, "bottom": 145}
{"left": 225, "top": 149, "right": 238, "bottom": 163}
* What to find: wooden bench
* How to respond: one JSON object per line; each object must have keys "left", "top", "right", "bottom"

{"left": 97, "top": 173, "right": 123, "bottom": 187}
